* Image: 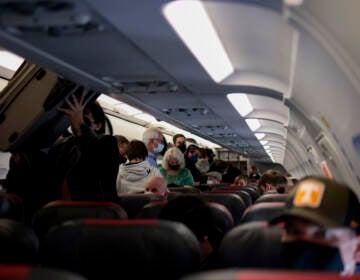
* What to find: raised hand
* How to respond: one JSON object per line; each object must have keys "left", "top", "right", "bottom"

{"left": 58, "top": 93, "right": 86, "bottom": 129}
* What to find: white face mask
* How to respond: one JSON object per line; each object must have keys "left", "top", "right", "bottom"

{"left": 207, "top": 180, "right": 214, "bottom": 185}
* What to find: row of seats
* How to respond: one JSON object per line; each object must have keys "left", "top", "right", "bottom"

{"left": 0, "top": 218, "right": 201, "bottom": 279}
{"left": 1, "top": 266, "right": 357, "bottom": 280}
{"left": 0, "top": 191, "right": 288, "bottom": 234}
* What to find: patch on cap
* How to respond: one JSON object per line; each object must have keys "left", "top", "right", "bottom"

{"left": 293, "top": 180, "right": 325, "bottom": 208}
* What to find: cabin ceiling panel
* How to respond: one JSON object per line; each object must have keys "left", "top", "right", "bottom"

{"left": 205, "top": 1, "right": 293, "bottom": 91}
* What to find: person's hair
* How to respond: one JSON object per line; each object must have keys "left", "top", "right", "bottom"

{"left": 159, "top": 196, "right": 222, "bottom": 249}
{"left": 258, "top": 170, "right": 287, "bottom": 194}
{"left": 185, "top": 144, "right": 199, "bottom": 156}
{"left": 160, "top": 135, "right": 168, "bottom": 157}
{"left": 213, "top": 160, "right": 228, "bottom": 173}
{"left": 84, "top": 101, "right": 106, "bottom": 134}
{"left": 234, "top": 175, "right": 247, "bottom": 185}
{"left": 146, "top": 176, "right": 168, "bottom": 197}
{"left": 127, "top": 140, "right": 148, "bottom": 161}
{"left": 162, "top": 147, "right": 185, "bottom": 170}
{"left": 114, "top": 135, "right": 129, "bottom": 145}
{"left": 143, "top": 127, "right": 161, "bottom": 145}
{"left": 173, "top": 134, "right": 185, "bottom": 144}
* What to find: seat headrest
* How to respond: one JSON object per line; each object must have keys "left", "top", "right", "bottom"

{"left": 117, "top": 194, "right": 165, "bottom": 218}
{"left": 0, "top": 265, "right": 86, "bottom": 280}
{"left": 206, "top": 202, "right": 234, "bottom": 234}
{"left": 181, "top": 269, "right": 359, "bottom": 280}
{"left": 255, "top": 194, "right": 288, "bottom": 204}
{"left": 218, "top": 222, "right": 283, "bottom": 269}
{"left": 136, "top": 201, "right": 168, "bottom": 219}
{"left": 33, "top": 201, "right": 127, "bottom": 239}
{"left": 41, "top": 219, "right": 201, "bottom": 279}
{"left": 0, "top": 194, "right": 24, "bottom": 221}
{"left": 0, "top": 219, "right": 38, "bottom": 264}
{"left": 241, "top": 202, "right": 286, "bottom": 224}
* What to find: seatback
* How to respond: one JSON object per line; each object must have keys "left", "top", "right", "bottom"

{"left": 41, "top": 219, "right": 201, "bottom": 280}
{"left": 117, "top": 194, "right": 165, "bottom": 218}
{"left": 0, "top": 265, "right": 86, "bottom": 280}
{"left": 0, "top": 219, "right": 39, "bottom": 264}
{"left": 0, "top": 193, "right": 24, "bottom": 221}
{"left": 241, "top": 188, "right": 260, "bottom": 203}
{"left": 218, "top": 222, "right": 284, "bottom": 269}
{"left": 255, "top": 194, "right": 288, "bottom": 204}
{"left": 137, "top": 201, "right": 234, "bottom": 234}
{"left": 211, "top": 189, "right": 252, "bottom": 207}
{"left": 197, "top": 194, "right": 246, "bottom": 225}
{"left": 33, "top": 201, "right": 128, "bottom": 239}
{"left": 168, "top": 187, "right": 201, "bottom": 194}
{"left": 181, "top": 269, "right": 360, "bottom": 280}
{"left": 240, "top": 202, "right": 286, "bottom": 224}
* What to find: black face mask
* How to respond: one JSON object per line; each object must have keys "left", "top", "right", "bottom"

{"left": 282, "top": 241, "right": 344, "bottom": 272}
{"left": 177, "top": 143, "right": 186, "bottom": 153}
{"left": 168, "top": 164, "right": 180, "bottom": 170}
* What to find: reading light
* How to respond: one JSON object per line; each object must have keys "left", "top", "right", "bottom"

{"left": 245, "top": 119, "right": 261, "bottom": 131}
{"left": 0, "top": 50, "right": 24, "bottom": 71}
{"left": 163, "top": 0, "right": 234, "bottom": 83}
{"left": 227, "top": 93, "right": 254, "bottom": 117}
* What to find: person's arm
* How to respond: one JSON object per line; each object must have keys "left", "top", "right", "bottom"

{"left": 58, "top": 93, "right": 97, "bottom": 148}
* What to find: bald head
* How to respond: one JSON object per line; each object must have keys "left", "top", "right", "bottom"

{"left": 145, "top": 176, "right": 168, "bottom": 198}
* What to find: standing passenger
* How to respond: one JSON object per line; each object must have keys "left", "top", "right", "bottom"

{"left": 142, "top": 127, "right": 164, "bottom": 168}
{"left": 117, "top": 140, "right": 161, "bottom": 194}
{"left": 160, "top": 147, "right": 194, "bottom": 187}
{"left": 173, "top": 133, "right": 187, "bottom": 153}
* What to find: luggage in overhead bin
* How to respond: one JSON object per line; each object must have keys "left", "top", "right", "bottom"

{"left": 0, "top": 61, "right": 97, "bottom": 152}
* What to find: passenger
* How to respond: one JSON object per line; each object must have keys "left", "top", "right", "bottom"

{"left": 114, "top": 135, "right": 129, "bottom": 165}
{"left": 142, "top": 127, "right": 164, "bottom": 168}
{"left": 249, "top": 165, "right": 261, "bottom": 180}
{"left": 55, "top": 93, "right": 120, "bottom": 201}
{"left": 144, "top": 176, "right": 169, "bottom": 198}
{"left": 195, "top": 159, "right": 210, "bottom": 185}
{"left": 222, "top": 163, "right": 241, "bottom": 183}
{"left": 234, "top": 175, "right": 247, "bottom": 187}
{"left": 173, "top": 133, "right": 186, "bottom": 153}
{"left": 159, "top": 196, "right": 223, "bottom": 270}
{"left": 185, "top": 144, "right": 202, "bottom": 183}
{"left": 271, "top": 176, "right": 360, "bottom": 275}
{"left": 117, "top": 140, "right": 162, "bottom": 194}
{"left": 160, "top": 147, "right": 194, "bottom": 187}
{"left": 258, "top": 170, "right": 288, "bottom": 194}
{"left": 206, "top": 171, "right": 222, "bottom": 185}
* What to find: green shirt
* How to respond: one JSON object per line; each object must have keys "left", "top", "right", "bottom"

{"left": 160, "top": 167, "right": 195, "bottom": 186}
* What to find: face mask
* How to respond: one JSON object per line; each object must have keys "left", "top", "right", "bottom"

{"left": 282, "top": 241, "right": 344, "bottom": 272}
{"left": 191, "top": 155, "right": 198, "bottom": 161}
{"left": 207, "top": 180, "right": 214, "bottom": 185}
{"left": 153, "top": 143, "right": 164, "bottom": 154}
{"left": 177, "top": 143, "right": 186, "bottom": 153}
{"left": 168, "top": 164, "right": 180, "bottom": 170}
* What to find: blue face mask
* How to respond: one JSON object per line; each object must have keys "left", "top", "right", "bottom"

{"left": 282, "top": 241, "right": 344, "bottom": 272}
{"left": 191, "top": 155, "right": 198, "bottom": 161}
{"left": 153, "top": 143, "right": 164, "bottom": 154}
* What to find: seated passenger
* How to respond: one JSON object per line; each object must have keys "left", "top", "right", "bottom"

{"left": 159, "top": 196, "right": 223, "bottom": 270}
{"left": 206, "top": 171, "right": 222, "bottom": 185}
{"left": 160, "top": 147, "right": 194, "bottom": 187}
{"left": 144, "top": 176, "right": 169, "bottom": 198}
{"left": 233, "top": 175, "right": 247, "bottom": 187}
{"left": 271, "top": 176, "right": 360, "bottom": 275}
{"left": 117, "top": 140, "right": 162, "bottom": 194}
{"left": 258, "top": 170, "right": 288, "bottom": 194}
